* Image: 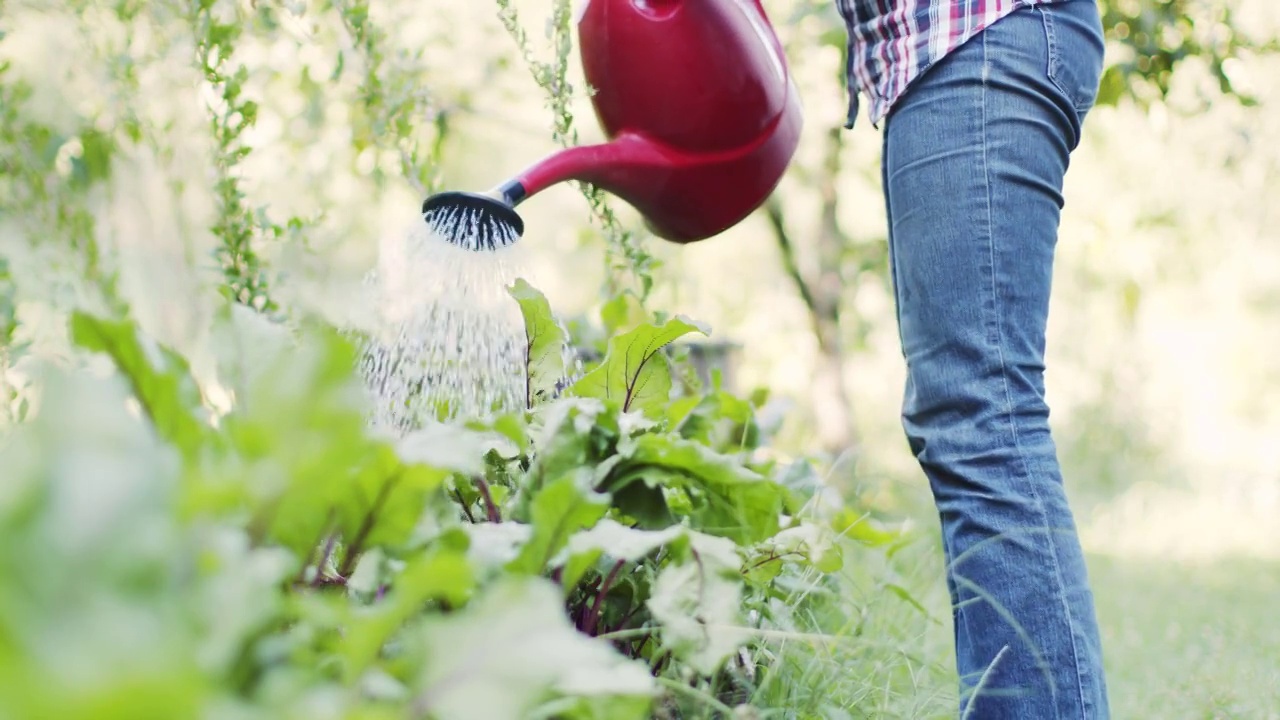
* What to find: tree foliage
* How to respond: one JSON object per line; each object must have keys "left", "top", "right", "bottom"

{"left": 1096, "top": 0, "right": 1276, "bottom": 108}
{"left": 765, "top": 0, "right": 1274, "bottom": 459}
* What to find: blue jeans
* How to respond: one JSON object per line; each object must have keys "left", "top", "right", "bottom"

{"left": 879, "top": 2, "right": 1109, "bottom": 717}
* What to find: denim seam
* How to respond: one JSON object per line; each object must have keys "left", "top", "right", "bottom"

{"left": 1041, "top": 7, "right": 1060, "bottom": 91}
{"left": 1040, "top": 8, "right": 1094, "bottom": 715}
{"left": 880, "top": 137, "right": 906, "bottom": 360}
{"left": 979, "top": 23, "right": 1087, "bottom": 720}
{"left": 1040, "top": 5, "right": 1092, "bottom": 115}
{"left": 964, "top": 28, "right": 1006, "bottom": 717}
{"left": 956, "top": 37, "right": 996, "bottom": 718}
{"left": 1035, "top": 11, "right": 1095, "bottom": 714}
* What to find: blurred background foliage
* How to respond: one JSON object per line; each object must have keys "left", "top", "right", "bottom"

{"left": 3, "top": 0, "right": 1278, "bottom": 572}
{"left": 1, "top": 0, "right": 1279, "bottom": 716}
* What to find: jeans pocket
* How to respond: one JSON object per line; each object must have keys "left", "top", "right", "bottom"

{"left": 1039, "top": 1, "right": 1106, "bottom": 114}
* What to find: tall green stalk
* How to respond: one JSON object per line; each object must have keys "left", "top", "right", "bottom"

{"left": 334, "top": 0, "right": 446, "bottom": 195}
{"left": 189, "top": 0, "right": 277, "bottom": 314}
{"left": 494, "top": 0, "right": 659, "bottom": 303}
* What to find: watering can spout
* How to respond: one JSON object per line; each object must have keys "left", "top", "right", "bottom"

{"left": 490, "top": 109, "right": 799, "bottom": 243}
{"left": 483, "top": 134, "right": 672, "bottom": 210}
{"left": 425, "top": 0, "right": 801, "bottom": 249}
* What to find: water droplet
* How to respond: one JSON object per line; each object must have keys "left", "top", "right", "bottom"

{"left": 350, "top": 216, "right": 528, "bottom": 434}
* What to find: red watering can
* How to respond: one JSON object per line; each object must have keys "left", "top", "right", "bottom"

{"left": 423, "top": 0, "right": 803, "bottom": 250}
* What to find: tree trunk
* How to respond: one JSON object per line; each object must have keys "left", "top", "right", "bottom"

{"left": 764, "top": 126, "right": 861, "bottom": 459}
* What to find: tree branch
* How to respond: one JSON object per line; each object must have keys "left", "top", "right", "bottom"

{"left": 764, "top": 196, "right": 820, "bottom": 321}
{"left": 764, "top": 124, "right": 861, "bottom": 457}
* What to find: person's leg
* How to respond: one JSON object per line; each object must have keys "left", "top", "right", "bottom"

{"left": 880, "top": 1, "right": 1109, "bottom": 717}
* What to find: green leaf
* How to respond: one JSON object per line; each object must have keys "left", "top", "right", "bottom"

{"left": 201, "top": 323, "right": 408, "bottom": 558}
{"left": 509, "top": 470, "right": 611, "bottom": 575}
{"left": 646, "top": 531, "right": 748, "bottom": 675}
{"left": 604, "top": 469, "right": 676, "bottom": 531}
{"left": 69, "top": 128, "right": 115, "bottom": 189}
{"left": 0, "top": 257, "right": 18, "bottom": 348}
{"left": 531, "top": 694, "right": 654, "bottom": 720}
{"left": 669, "top": 390, "right": 760, "bottom": 454}
{"left": 395, "top": 421, "right": 515, "bottom": 476}
{"left": 336, "top": 443, "right": 450, "bottom": 559}
{"left": 599, "top": 291, "right": 645, "bottom": 336}
{"left": 205, "top": 301, "right": 294, "bottom": 404}
{"left": 1095, "top": 64, "right": 1127, "bottom": 108}
{"left": 509, "top": 278, "right": 571, "bottom": 408}
{"left": 621, "top": 434, "right": 761, "bottom": 485}
{"left": 830, "top": 509, "right": 901, "bottom": 547}
{"left": 0, "top": 665, "right": 209, "bottom": 720}
{"left": 884, "top": 582, "right": 933, "bottom": 620}
{"left": 554, "top": 519, "right": 685, "bottom": 591}
{"left": 193, "top": 529, "right": 298, "bottom": 677}
{"left": 569, "top": 316, "right": 709, "bottom": 415}
{"left": 0, "top": 365, "right": 183, "bottom": 575}
{"left": 0, "top": 368, "right": 214, "bottom": 720}
{"left": 342, "top": 545, "right": 475, "bottom": 681}
{"left": 462, "top": 522, "right": 532, "bottom": 575}
{"left": 757, "top": 522, "right": 844, "bottom": 575}
{"left": 528, "top": 397, "right": 614, "bottom": 476}
{"left": 608, "top": 434, "right": 785, "bottom": 544}
{"left": 69, "top": 311, "right": 209, "bottom": 459}
{"left": 481, "top": 412, "right": 531, "bottom": 454}
{"left": 415, "top": 577, "right": 655, "bottom": 720}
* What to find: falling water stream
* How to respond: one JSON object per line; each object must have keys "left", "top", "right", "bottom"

{"left": 353, "top": 213, "right": 529, "bottom": 434}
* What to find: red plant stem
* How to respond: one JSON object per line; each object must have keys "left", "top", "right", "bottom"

{"left": 584, "top": 560, "right": 627, "bottom": 636}
{"left": 311, "top": 532, "right": 341, "bottom": 587}
{"left": 338, "top": 473, "right": 401, "bottom": 578}
{"left": 294, "top": 509, "right": 336, "bottom": 586}
{"left": 746, "top": 550, "right": 806, "bottom": 571}
{"left": 474, "top": 476, "right": 501, "bottom": 523}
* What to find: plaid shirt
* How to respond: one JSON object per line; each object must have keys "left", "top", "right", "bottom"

{"left": 837, "top": 0, "right": 1064, "bottom": 127}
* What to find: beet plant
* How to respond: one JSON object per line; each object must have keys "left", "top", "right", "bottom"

{"left": 0, "top": 277, "right": 860, "bottom": 718}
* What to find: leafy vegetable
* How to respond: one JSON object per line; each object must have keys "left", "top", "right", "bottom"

{"left": 555, "top": 519, "right": 685, "bottom": 594}
{"left": 0, "top": 278, "right": 854, "bottom": 717}
{"left": 415, "top": 577, "right": 655, "bottom": 720}
{"left": 605, "top": 433, "right": 787, "bottom": 544}
{"left": 69, "top": 310, "right": 210, "bottom": 458}
{"left": 508, "top": 469, "right": 611, "bottom": 575}
{"left": 570, "top": 315, "right": 709, "bottom": 416}
{"left": 647, "top": 531, "right": 750, "bottom": 675}
{"left": 508, "top": 278, "right": 571, "bottom": 408}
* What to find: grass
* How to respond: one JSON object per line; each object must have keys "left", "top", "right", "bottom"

{"left": 1091, "top": 554, "right": 1280, "bottom": 720}
{"left": 741, "top": 530, "right": 958, "bottom": 720}
{"left": 739, "top": 505, "right": 1280, "bottom": 720}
